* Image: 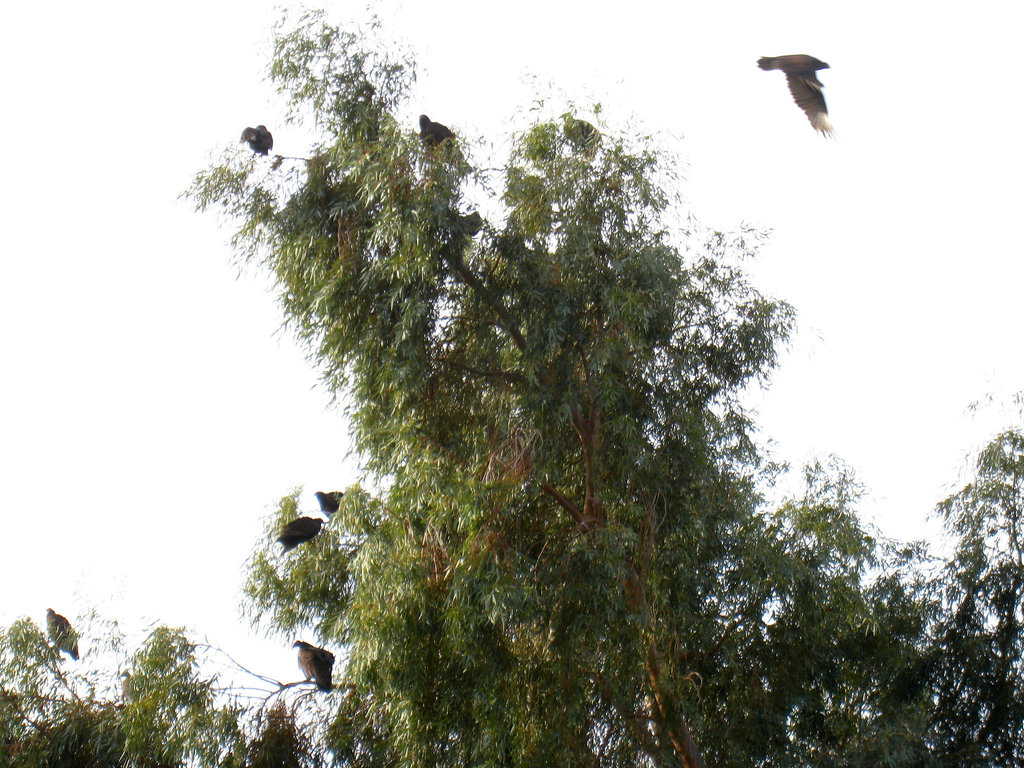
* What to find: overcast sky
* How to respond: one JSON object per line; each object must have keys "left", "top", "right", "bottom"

{"left": 2, "top": 0, "right": 1022, "bottom": 686}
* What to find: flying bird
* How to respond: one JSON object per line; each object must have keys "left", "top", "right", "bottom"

{"left": 419, "top": 115, "right": 455, "bottom": 147}
{"left": 278, "top": 517, "right": 325, "bottom": 551}
{"left": 757, "top": 55, "right": 833, "bottom": 136}
{"left": 46, "top": 609, "right": 79, "bottom": 660}
{"left": 240, "top": 125, "right": 274, "bottom": 155}
{"left": 293, "top": 640, "right": 335, "bottom": 692}
{"left": 314, "top": 491, "right": 344, "bottom": 515}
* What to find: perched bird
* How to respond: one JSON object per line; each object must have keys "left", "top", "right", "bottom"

{"left": 419, "top": 115, "right": 455, "bottom": 147}
{"left": 240, "top": 125, "right": 274, "bottom": 155}
{"left": 563, "top": 114, "right": 599, "bottom": 152}
{"left": 121, "top": 671, "right": 136, "bottom": 702}
{"left": 459, "top": 211, "right": 483, "bottom": 237}
{"left": 314, "top": 491, "right": 344, "bottom": 515}
{"left": 278, "top": 517, "right": 324, "bottom": 551}
{"left": 293, "top": 640, "right": 335, "bottom": 692}
{"left": 757, "top": 55, "right": 833, "bottom": 136}
{"left": 46, "top": 609, "right": 79, "bottom": 660}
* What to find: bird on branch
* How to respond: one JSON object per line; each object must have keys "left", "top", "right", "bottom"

{"left": 293, "top": 640, "right": 335, "bottom": 692}
{"left": 419, "top": 115, "right": 455, "bottom": 147}
{"left": 46, "top": 608, "right": 79, "bottom": 660}
{"left": 240, "top": 125, "right": 274, "bottom": 155}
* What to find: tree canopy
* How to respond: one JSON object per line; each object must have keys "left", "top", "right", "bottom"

{"left": 3, "top": 11, "right": 1021, "bottom": 768}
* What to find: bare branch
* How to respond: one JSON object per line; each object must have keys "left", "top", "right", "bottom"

{"left": 197, "top": 643, "right": 285, "bottom": 689}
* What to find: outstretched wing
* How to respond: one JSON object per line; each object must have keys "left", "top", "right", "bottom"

{"left": 785, "top": 74, "right": 833, "bottom": 136}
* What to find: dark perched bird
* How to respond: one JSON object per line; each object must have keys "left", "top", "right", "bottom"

{"left": 419, "top": 115, "right": 455, "bottom": 147}
{"left": 757, "top": 55, "right": 833, "bottom": 136}
{"left": 240, "top": 125, "right": 274, "bottom": 155}
{"left": 278, "top": 517, "right": 324, "bottom": 551}
{"left": 563, "top": 114, "right": 599, "bottom": 152}
{"left": 459, "top": 211, "right": 483, "bottom": 237}
{"left": 293, "top": 641, "right": 335, "bottom": 692}
{"left": 314, "top": 491, "right": 344, "bottom": 515}
{"left": 46, "top": 609, "right": 79, "bottom": 660}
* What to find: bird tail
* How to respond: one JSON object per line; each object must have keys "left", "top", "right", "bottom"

{"left": 812, "top": 113, "right": 835, "bottom": 138}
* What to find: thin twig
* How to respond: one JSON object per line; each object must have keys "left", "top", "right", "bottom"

{"left": 196, "top": 643, "right": 285, "bottom": 689}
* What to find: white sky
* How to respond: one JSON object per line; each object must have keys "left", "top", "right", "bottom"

{"left": 2, "top": 0, "right": 1023, "bottom": 687}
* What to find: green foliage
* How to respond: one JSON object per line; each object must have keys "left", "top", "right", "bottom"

{"left": 120, "top": 627, "right": 242, "bottom": 767}
{"left": 179, "top": 11, "right": 1022, "bottom": 768}
{"left": 733, "top": 461, "right": 937, "bottom": 767}
{"left": 0, "top": 620, "right": 244, "bottom": 768}
{"left": 245, "top": 490, "right": 358, "bottom": 639}
{"left": 247, "top": 701, "right": 321, "bottom": 768}
{"left": 933, "top": 427, "right": 1024, "bottom": 766}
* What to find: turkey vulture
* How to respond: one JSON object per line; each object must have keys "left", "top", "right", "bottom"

{"left": 46, "top": 609, "right": 79, "bottom": 660}
{"left": 240, "top": 125, "right": 274, "bottom": 155}
{"left": 563, "top": 115, "right": 599, "bottom": 152}
{"left": 314, "top": 491, "right": 344, "bottom": 515}
{"left": 293, "top": 640, "right": 335, "bottom": 692}
{"left": 757, "top": 55, "right": 833, "bottom": 136}
{"left": 459, "top": 211, "right": 483, "bottom": 237}
{"left": 278, "top": 517, "right": 324, "bottom": 551}
{"left": 419, "top": 115, "right": 455, "bottom": 147}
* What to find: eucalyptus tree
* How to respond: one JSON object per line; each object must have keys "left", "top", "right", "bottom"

{"left": 185, "top": 11, "right": 974, "bottom": 768}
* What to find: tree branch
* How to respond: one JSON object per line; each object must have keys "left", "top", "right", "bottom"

{"left": 571, "top": 344, "right": 603, "bottom": 525}
{"left": 1, "top": 688, "right": 51, "bottom": 735}
{"left": 700, "top": 587, "right": 774, "bottom": 663}
{"left": 645, "top": 651, "right": 708, "bottom": 768}
{"left": 444, "top": 359, "right": 525, "bottom": 385}
{"left": 540, "top": 482, "right": 594, "bottom": 531}
{"left": 618, "top": 557, "right": 708, "bottom": 768}
{"left": 442, "top": 250, "right": 527, "bottom": 352}
{"left": 198, "top": 643, "right": 285, "bottom": 690}
{"left": 590, "top": 674, "right": 665, "bottom": 767}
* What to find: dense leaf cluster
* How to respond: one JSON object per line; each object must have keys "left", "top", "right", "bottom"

{"left": 0, "top": 619, "right": 335, "bottom": 768}
{"left": 0, "top": 623, "right": 244, "bottom": 767}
